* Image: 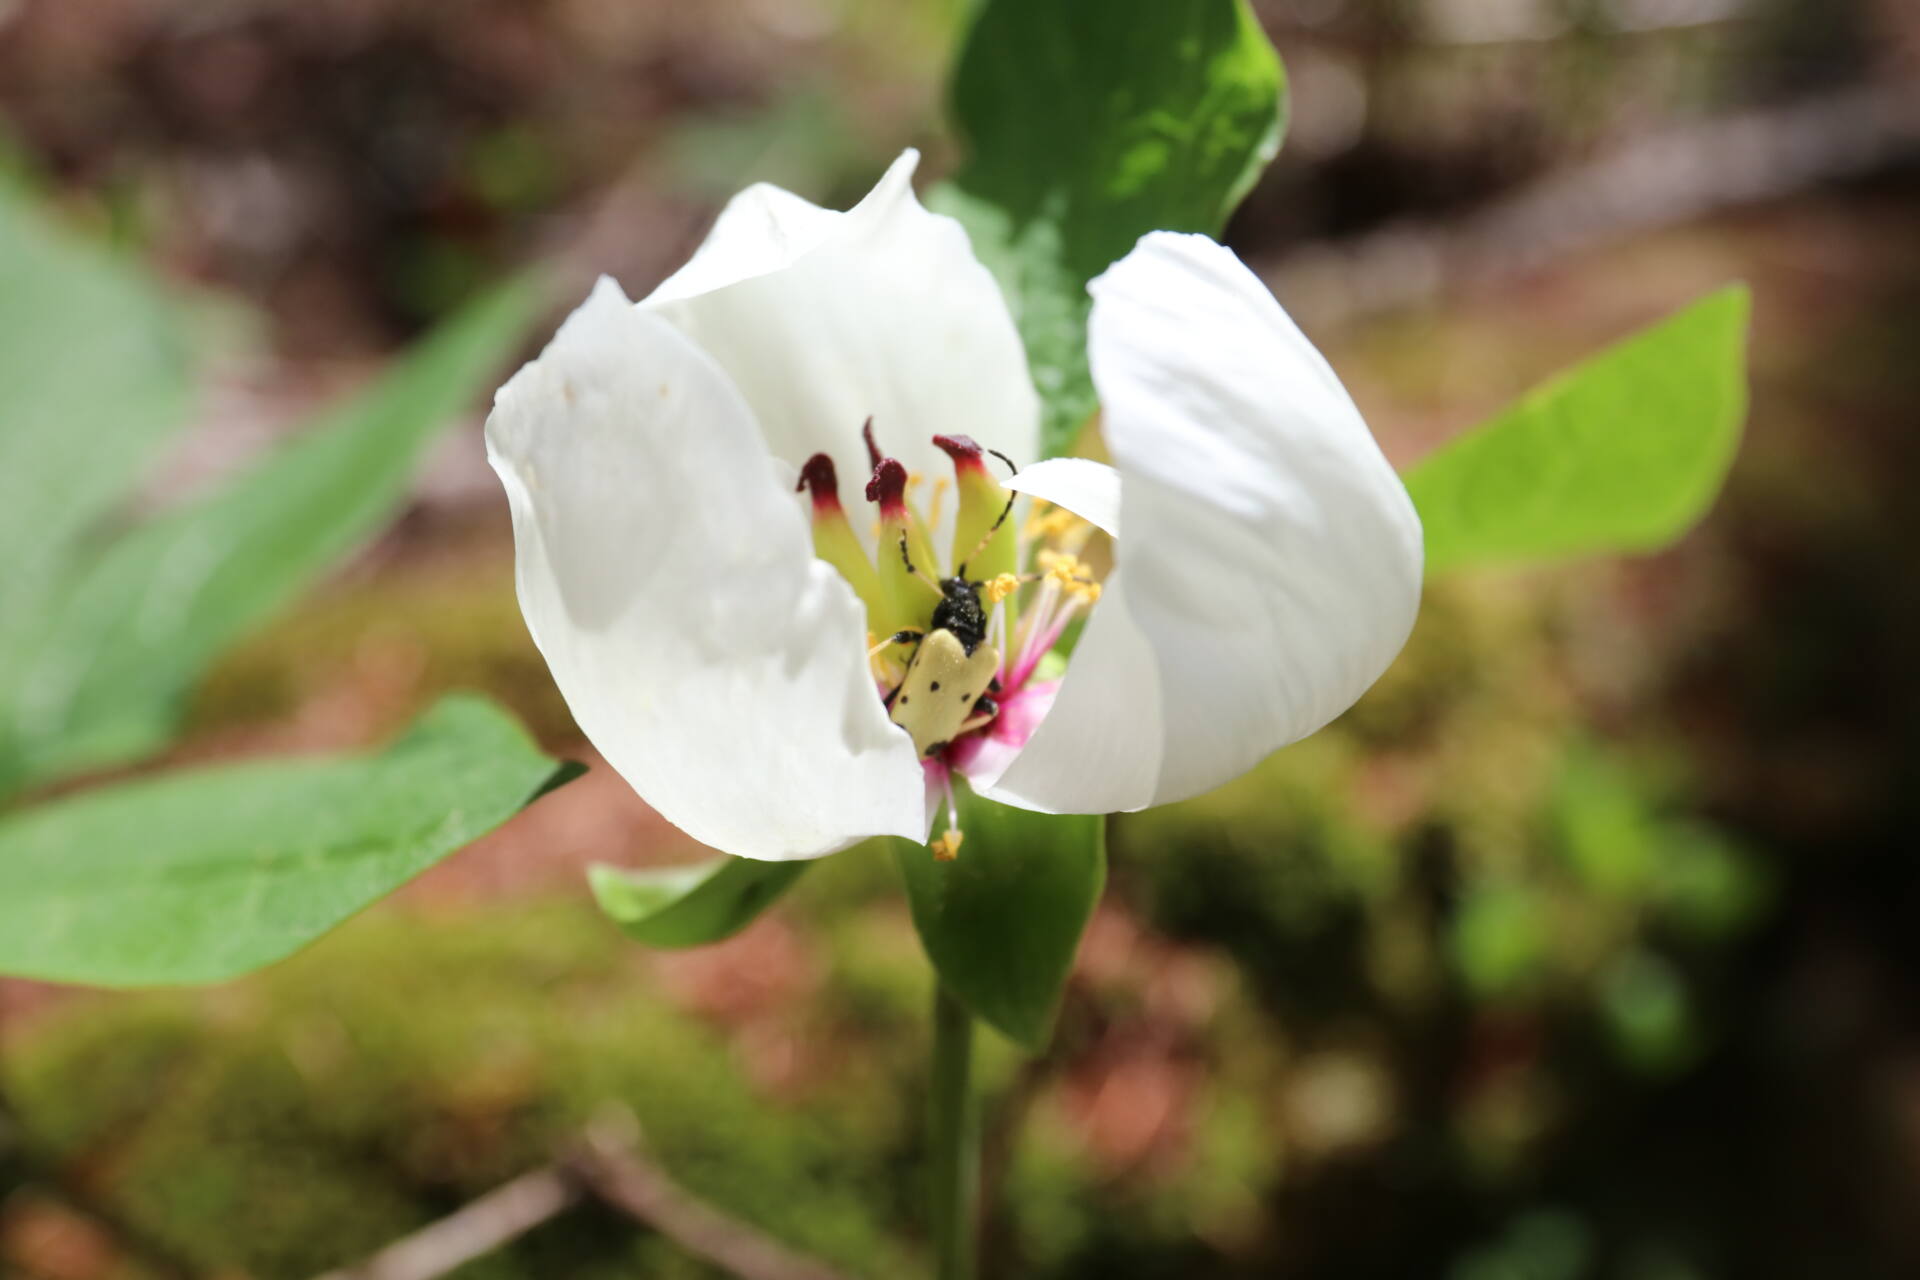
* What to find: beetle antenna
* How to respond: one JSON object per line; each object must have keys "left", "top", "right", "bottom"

{"left": 898, "top": 532, "right": 944, "bottom": 595}
{"left": 985, "top": 447, "right": 1018, "bottom": 477}
{"left": 955, "top": 488, "right": 1018, "bottom": 579}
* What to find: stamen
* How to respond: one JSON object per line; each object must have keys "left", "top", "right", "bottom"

{"left": 931, "top": 770, "right": 963, "bottom": 861}
{"left": 1024, "top": 506, "right": 1080, "bottom": 542}
{"left": 1011, "top": 575, "right": 1063, "bottom": 685}
{"left": 983, "top": 573, "right": 1019, "bottom": 606}
{"left": 926, "top": 474, "right": 951, "bottom": 535}
{"left": 987, "top": 590, "right": 1012, "bottom": 684}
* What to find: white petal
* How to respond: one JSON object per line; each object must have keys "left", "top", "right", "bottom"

{"left": 641, "top": 150, "right": 1039, "bottom": 555}
{"left": 1004, "top": 457, "right": 1122, "bottom": 536}
{"left": 486, "top": 278, "right": 924, "bottom": 860}
{"left": 644, "top": 182, "right": 839, "bottom": 307}
{"left": 986, "top": 234, "right": 1423, "bottom": 814}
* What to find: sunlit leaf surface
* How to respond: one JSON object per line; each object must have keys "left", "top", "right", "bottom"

{"left": 934, "top": 0, "right": 1285, "bottom": 457}
{"left": 1406, "top": 286, "right": 1751, "bottom": 575}
{"left": 591, "top": 856, "right": 808, "bottom": 949}
{"left": 896, "top": 787, "right": 1104, "bottom": 1050}
{"left": 0, "top": 695, "right": 576, "bottom": 986}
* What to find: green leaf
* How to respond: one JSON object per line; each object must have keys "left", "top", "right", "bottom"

{"left": 0, "top": 277, "right": 544, "bottom": 793}
{"left": 589, "top": 857, "right": 808, "bottom": 949}
{"left": 934, "top": 0, "right": 1285, "bottom": 456}
{"left": 1405, "top": 286, "right": 1751, "bottom": 575}
{"left": 0, "top": 184, "right": 193, "bottom": 647}
{"left": 896, "top": 786, "right": 1105, "bottom": 1050}
{"left": 0, "top": 694, "right": 575, "bottom": 987}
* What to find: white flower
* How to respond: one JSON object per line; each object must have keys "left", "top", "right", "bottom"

{"left": 485, "top": 151, "right": 1422, "bottom": 862}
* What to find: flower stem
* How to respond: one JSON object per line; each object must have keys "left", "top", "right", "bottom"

{"left": 929, "top": 981, "right": 979, "bottom": 1280}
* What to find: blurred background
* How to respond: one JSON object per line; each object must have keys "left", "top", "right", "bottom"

{"left": 1, "top": 0, "right": 1917, "bottom": 1277}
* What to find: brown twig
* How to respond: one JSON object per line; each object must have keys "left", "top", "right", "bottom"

{"left": 563, "top": 1121, "right": 854, "bottom": 1280}
{"left": 309, "top": 1164, "right": 582, "bottom": 1280}
{"left": 308, "top": 1113, "right": 855, "bottom": 1280}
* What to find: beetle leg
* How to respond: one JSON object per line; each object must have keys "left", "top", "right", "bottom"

{"left": 869, "top": 629, "right": 924, "bottom": 659}
{"left": 957, "top": 695, "right": 1000, "bottom": 737}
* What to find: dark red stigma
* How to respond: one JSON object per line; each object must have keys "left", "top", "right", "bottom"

{"left": 932, "top": 433, "right": 988, "bottom": 474}
{"left": 865, "top": 457, "right": 908, "bottom": 510}
{"left": 797, "top": 452, "right": 840, "bottom": 509}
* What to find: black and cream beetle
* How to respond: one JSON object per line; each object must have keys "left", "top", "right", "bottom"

{"left": 883, "top": 574, "right": 1003, "bottom": 759}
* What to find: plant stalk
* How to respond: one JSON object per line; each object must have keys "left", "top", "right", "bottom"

{"left": 929, "top": 982, "right": 979, "bottom": 1280}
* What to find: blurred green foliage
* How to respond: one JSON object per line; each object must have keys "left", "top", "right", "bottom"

{"left": 0, "top": 696, "right": 572, "bottom": 986}
{"left": 0, "top": 178, "right": 194, "bottom": 787}
{"left": 0, "top": 1, "right": 1909, "bottom": 1276}
{"left": 3, "top": 885, "right": 949, "bottom": 1279}
{"left": 0, "top": 275, "right": 542, "bottom": 798}
{"left": 1406, "top": 288, "right": 1751, "bottom": 576}
{"left": 0, "top": 177, "right": 568, "bottom": 996}
{"left": 0, "top": 537, "right": 1781, "bottom": 1276}
{"left": 934, "top": 0, "right": 1284, "bottom": 456}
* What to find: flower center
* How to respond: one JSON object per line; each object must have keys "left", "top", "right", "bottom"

{"left": 795, "top": 425, "right": 1104, "bottom": 814}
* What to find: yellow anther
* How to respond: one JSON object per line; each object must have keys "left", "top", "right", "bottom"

{"left": 931, "top": 828, "right": 964, "bottom": 862}
{"left": 1081, "top": 580, "right": 1103, "bottom": 604}
{"left": 984, "top": 573, "right": 1020, "bottom": 605}
{"left": 927, "top": 474, "right": 952, "bottom": 532}
{"left": 1042, "top": 551, "right": 1087, "bottom": 586}
{"left": 907, "top": 471, "right": 926, "bottom": 490}
{"left": 1022, "top": 507, "right": 1070, "bottom": 541}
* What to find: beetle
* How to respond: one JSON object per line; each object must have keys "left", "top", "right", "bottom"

{"left": 883, "top": 575, "right": 1003, "bottom": 759}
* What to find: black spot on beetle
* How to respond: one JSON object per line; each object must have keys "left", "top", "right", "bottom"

{"left": 899, "top": 695, "right": 909, "bottom": 705}
{"left": 930, "top": 681, "right": 941, "bottom": 691}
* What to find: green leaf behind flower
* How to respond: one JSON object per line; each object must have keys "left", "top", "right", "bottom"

{"left": 0, "top": 277, "right": 544, "bottom": 794}
{"left": 0, "top": 183, "right": 193, "bottom": 673}
{"left": 934, "top": 0, "right": 1286, "bottom": 457}
{"left": 1406, "top": 285, "right": 1751, "bottom": 575}
{"left": 896, "top": 786, "right": 1105, "bottom": 1050}
{"left": 590, "top": 857, "right": 808, "bottom": 949}
{"left": 0, "top": 695, "right": 575, "bottom": 986}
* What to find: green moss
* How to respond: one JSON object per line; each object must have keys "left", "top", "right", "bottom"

{"left": 3, "top": 901, "right": 918, "bottom": 1278}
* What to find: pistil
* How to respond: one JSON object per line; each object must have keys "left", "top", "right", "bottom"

{"left": 868, "top": 457, "right": 941, "bottom": 637}
{"left": 933, "top": 434, "right": 1016, "bottom": 583}
{"left": 798, "top": 454, "right": 886, "bottom": 620}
